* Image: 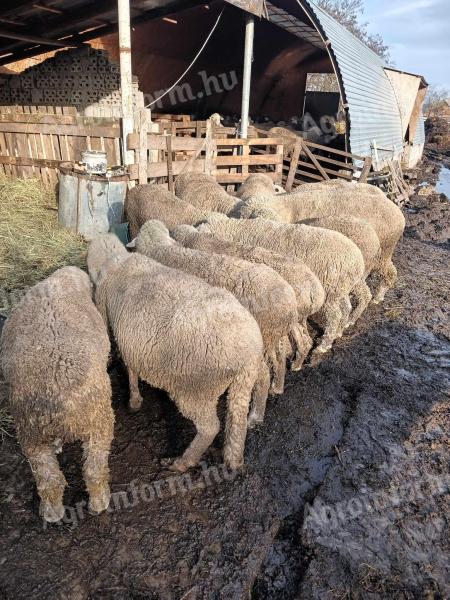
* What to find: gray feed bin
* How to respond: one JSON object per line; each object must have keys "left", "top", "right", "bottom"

{"left": 58, "top": 166, "right": 128, "bottom": 240}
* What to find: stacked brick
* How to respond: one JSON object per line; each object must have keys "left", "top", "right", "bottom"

{"left": 0, "top": 47, "right": 143, "bottom": 116}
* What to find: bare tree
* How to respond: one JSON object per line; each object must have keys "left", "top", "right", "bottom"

{"left": 317, "top": 0, "right": 390, "bottom": 62}
{"left": 423, "top": 86, "right": 449, "bottom": 118}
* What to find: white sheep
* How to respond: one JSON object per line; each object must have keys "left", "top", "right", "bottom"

{"left": 0, "top": 267, "right": 113, "bottom": 522}
{"left": 87, "top": 234, "right": 267, "bottom": 470}
{"left": 172, "top": 224, "right": 325, "bottom": 370}
{"left": 130, "top": 220, "right": 299, "bottom": 397}
{"left": 236, "top": 173, "right": 276, "bottom": 201}
{"left": 175, "top": 173, "right": 238, "bottom": 215}
{"left": 236, "top": 179, "right": 405, "bottom": 303}
{"left": 200, "top": 214, "right": 370, "bottom": 356}
{"left": 300, "top": 216, "right": 381, "bottom": 278}
{"left": 125, "top": 184, "right": 208, "bottom": 238}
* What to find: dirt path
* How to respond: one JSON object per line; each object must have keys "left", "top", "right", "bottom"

{"left": 0, "top": 216, "right": 449, "bottom": 598}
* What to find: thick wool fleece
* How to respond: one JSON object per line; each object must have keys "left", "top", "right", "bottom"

{"left": 172, "top": 224, "right": 325, "bottom": 370}
{"left": 237, "top": 179, "right": 405, "bottom": 303}
{"left": 201, "top": 215, "right": 370, "bottom": 355}
{"left": 87, "top": 234, "right": 266, "bottom": 469}
{"left": 175, "top": 174, "right": 238, "bottom": 215}
{"left": 236, "top": 173, "right": 276, "bottom": 201}
{"left": 300, "top": 215, "right": 381, "bottom": 278}
{"left": 125, "top": 184, "right": 208, "bottom": 237}
{"left": 133, "top": 221, "right": 299, "bottom": 396}
{"left": 0, "top": 267, "right": 113, "bottom": 522}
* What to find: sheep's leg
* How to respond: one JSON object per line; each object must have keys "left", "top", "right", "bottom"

{"left": 372, "top": 260, "right": 397, "bottom": 304}
{"left": 349, "top": 281, "right": 372, "bottom": 326}
{"left": 127, "top": 367, "right": 143, "bottom": 412}
{"left": 169, "top": 398, "right": 221, "bottom": 473}
{"left": 248, "top": 359, "right": 270, "bottom": 428}
{"left": 224, "top": 367, "right": 254, "bottom": 470}
{"left": 26, "top": 445, "right": 67, "bottom": 523}
{"left": 268, "top": 345, "right": 286, "bottom": 396}
{"left": 312, "top": 301, "right": 342, "bottom": 357}
{"left": 83, "top": 438, "right": 112, "bottom": 515}
{"left": 337, "top": 296, "right": 352, "bottom": 337}
{"left": 290, "top": 322, "right": 313, "bottom": 371}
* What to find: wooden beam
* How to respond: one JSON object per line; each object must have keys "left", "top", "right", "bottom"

{"left": 0, "top": 28, "right": 77, "bottom": 47}
{"left": 32, "top": 3, "right": 64, "bottom": 15}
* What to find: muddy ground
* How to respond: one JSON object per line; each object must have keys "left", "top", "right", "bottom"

{"left": 0, "top": 165, "right": 449, "bottom": 600}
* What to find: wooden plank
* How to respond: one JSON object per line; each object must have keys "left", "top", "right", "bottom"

{"left": 166, "top": 135, "right": 174, "bottom": 192}
{"left": 295, "top": 160, "right": 353, "bottom": 181}
{"left": 204, "top": 120, "right": 214, "bottom": 176}
{"left": 215, "top": 171, "right": 279, "bottom": 184}
{"left": 138, "top": 109, "right": 149, "bottom": 184}
{"left": 214, "top": 153, "right": 283, "bottom": 167}
{"left": 275, "top": 144, "right": 284, "bottom": 183}
{"left": 301, "top": 139, "right": 367, "bottom": 161}
{"left": 0, "top": 155, "right": 69, "bottom": 168}
{"left": 302, "top": 143, "right": 330, "bottom": 181}
{"left": 359, "top": 157, "right": 372, "bottom": 182}
{"left": 0, "top": 122, "right": 120, "bottom": 138}
{"left": 129, "top": 159, "right": 206, "bottom": 180}
{"left": 286, "top": 139, "right": 302, "bottom": 192}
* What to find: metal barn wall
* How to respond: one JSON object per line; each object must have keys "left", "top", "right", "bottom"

{"left": 299, "top": 0, "right": 405, "bottom": 168}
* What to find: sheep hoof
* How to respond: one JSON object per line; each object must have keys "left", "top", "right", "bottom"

{"left": 88, "top": 487, "right": 111, "bottom": 515}
{"left": 40, "top": 501, "right": 65, "bottom": 523}
{"left": 128, "top": 397, "right": 143, "bottom": 413}
{"left": 291, "top": 357, "right": 306, "bottom": 371}
{"left": 269, "top": 382, "right": 284, "bottom": 396}
{"left": 160, "top": 457, "right": 191, "bottom": 473}
{"left": 247, "top": 413, "right": 263, "bottom": 429}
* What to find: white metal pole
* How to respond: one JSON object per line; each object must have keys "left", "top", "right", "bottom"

{"left": 118, "top": 0, "right": 134, "bottom": 165}
{"left": 240, "top": 14, "right": 254, "bottom": 139}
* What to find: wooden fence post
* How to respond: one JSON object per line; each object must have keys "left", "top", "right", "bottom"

{"left": 138, "top": 109, "right": 149, "bottom": 184}
{"left": 359, "top": 157, "right": 372, "bottom": 182}
{"left": 286, "top": 139, "right": 302, "bottom": 191}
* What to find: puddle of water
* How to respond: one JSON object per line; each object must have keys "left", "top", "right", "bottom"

{"left": 436, "top": 166, "right": 450, "bottom": 197}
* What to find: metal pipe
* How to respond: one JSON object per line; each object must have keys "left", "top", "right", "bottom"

{"left": 117, "top": 0, "right": 134, "bottom": 165}
{"left": 239, "top": 13, "right": 254, "bottom": 139}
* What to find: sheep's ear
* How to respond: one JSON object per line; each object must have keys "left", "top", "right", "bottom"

{"left": 127, "top": 238, "right": 137, "bottom": 249}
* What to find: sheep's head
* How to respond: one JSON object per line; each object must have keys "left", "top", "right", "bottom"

{"left": 134, "top": 219, "right": 175, "bottom": 253}
{"left": 209, "top": 113, "right": 223, "bottom": 126}
{"left": 87, "top": 234, "right": 129, "bottom": 286}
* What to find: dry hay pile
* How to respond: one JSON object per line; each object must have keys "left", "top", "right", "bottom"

{"left": 0, "top": 175, "right": 87, "bottom": 315}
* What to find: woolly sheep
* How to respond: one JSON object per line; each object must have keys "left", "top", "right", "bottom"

{"left": 201, "top": 214, "right": 370, "bottom": 356}
{"left": 87, "top": 234, "right": 267, "bottom": 469}
{"left": 131, "top": 220, "right": 299, "bottom": 397}
{"left": 236, "top": 173, "right": 276, "bottom": 201}
{"left": 175, "top": 173, "right": 238, "bottom": 215}
{"left": 174, "top": 172, "right": 217, "bottom": 198}
{"left": 236, "top": 179, "right": 405, "bottom": 303}
{"left": 0, "top": 267, "right": 113, "bottom": 522}
{"left": 125, "top": 184, "right": 208, "bottom": 238}
{"left": 300, "top": 216, "right": 381, "bottom": 278}
{"left": 172, "top": 224, "right": 325, "bottom": 370}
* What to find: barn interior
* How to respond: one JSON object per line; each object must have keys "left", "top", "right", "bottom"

{"left": 0, "top": 0, "right": 344, "bottom": 148}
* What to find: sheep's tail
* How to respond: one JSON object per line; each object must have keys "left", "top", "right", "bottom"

{"left": 224, "top": 362, "right": 261, "bottom": 470}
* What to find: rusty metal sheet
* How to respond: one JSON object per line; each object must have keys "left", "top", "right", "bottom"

{"left": 224, "top": 0, "right": 266, "bottom": 17}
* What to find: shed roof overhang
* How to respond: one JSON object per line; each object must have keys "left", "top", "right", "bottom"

{"left": 0, "top": 0, "right": 264, "bottom": 67}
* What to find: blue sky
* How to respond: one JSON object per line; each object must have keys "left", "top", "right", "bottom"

{"left": 363, "top": 0, "right": 450, "bottom": 89}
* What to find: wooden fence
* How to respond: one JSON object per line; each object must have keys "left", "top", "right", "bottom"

{"left": 282, "top": 138, "right": 372, "bottom": 190}
{"left": 0, "top": 108, "right": 375, "bottom": 192}
{"left": 0, "top": 107, "right": 122, "bottom": 186}
{"left": 127, "top": 125, "right": 284, "bottom": 188}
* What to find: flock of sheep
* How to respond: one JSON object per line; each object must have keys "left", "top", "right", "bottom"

{"left": 0, "top": 171, "right": 405, "bottom": 523}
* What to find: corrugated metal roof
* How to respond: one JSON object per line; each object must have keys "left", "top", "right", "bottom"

{"left": 414, "top": 116, "right": 426, "bottom": 146}
{"left": 298, "top": 0, "right": 405, "bottom": 168}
